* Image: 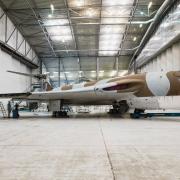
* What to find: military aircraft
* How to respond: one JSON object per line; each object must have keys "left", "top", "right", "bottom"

{"left": 0, "top": 70, "right": 180, "bottom": 117}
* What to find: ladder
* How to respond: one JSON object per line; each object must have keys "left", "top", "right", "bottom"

{"left": 0, "top": 102, "right": 7, "bottom": 118}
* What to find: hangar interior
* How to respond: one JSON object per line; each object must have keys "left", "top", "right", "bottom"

{"left": 0, "top": 0, "right": 180, "bottom": 179}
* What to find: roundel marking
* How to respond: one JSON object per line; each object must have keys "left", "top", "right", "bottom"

{"left": 146, "top": 72, "right": 170, "bottom": 96}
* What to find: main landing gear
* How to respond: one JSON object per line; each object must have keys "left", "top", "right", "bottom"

{"left": 52, "top": 111, "right": 69, "bottom": 118}
{"left": 109, "top": 100, "right": 129, "bottom": 115}
{"left": 52, "top": 100, "right": 69, "bottom": 118}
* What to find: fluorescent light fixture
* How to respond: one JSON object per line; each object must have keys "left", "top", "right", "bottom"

{"left": 79, "top": 71, "right": 83, "bottom": 73}
{"left": 77, "top": 0, "right": 84, "bottom": 7}
{"left": 139, "top": 24, "right": 143, "bottom": 28}
{"left": 140, "top": 11, "right": 144, "bottom": 15}
{"left": 44, "top": 72, "right": 50, "bottom": 74}
{"left": 50, "top": 4, "right": 54, "bottom": 11}
{"left": 48, "top": 14, "right": 52, "bottom": 18}
{"left": 64, "top": 72, "right": 70, "bottom": 74}
{"left": 99, "top": 70, "right": 104, "bottom": 73}
{"left": 148, "top": 2, "right": 152, "bottom": 9}
{"left": 69, "top": 0, "right": 84, "bottom": 7}
{"left": 91, "top": 70, "right": 96, "bottom": 73}
{"left": 133, "top": 37, "right": 137, "bottom": 41}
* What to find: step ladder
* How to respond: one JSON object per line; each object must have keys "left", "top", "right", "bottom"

{"left": 0, "top": 102, "right": 7, "bottom": 118}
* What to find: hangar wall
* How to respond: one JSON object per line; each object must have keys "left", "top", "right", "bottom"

{"left": 0, "top": 48, "right": 31, "bottom": 93}
{"left": 136, "top": 3, "right": 180, "bottom": 110}
{"left": 138, "top": 40, "right": 180, "bottom": 110}
{"left": 0, "top": 7, "right": 39, "bottom": 93}
{"left": 139, "top": 40, "right": 180, "bottom": 72}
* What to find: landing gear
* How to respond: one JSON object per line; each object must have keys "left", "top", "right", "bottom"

{"left": 51, "top": 100, "right": 69, "bottom": 118}
{"left": 109, "top": 100, "right": 129, "bottom": 115}
{"left": 52, "top": 111, "right": 69, "bottom": 118}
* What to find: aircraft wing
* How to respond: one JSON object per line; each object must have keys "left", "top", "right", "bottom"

{"left": 0, "top": 92, "right": 32, "bottom": 99}
{"left": 0, "top": 87, "right": 95, "bottom": 101}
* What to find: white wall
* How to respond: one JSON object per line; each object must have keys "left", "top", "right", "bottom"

{"left": 139, "top": 41, "right": 180, "bottom": 72}
{"left": 0, "top": 6, "right": 38, "bottom": 94}
{"left": 0, "top": 48, "right": 31, "bottom": 93}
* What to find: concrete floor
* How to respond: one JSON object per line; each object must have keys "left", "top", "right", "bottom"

{"left": 0, "top": 117, "right": 180, "bottom": 180}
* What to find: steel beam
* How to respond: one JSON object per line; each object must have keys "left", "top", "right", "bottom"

{"left": 15, "top": 20, "right": 154, "bottom": 27}
{"left": 64, "top": 0, "right": 82, "bottom": 73}
{"left": 25, "top": 0, "right": 68, "bottom": 84}
{"left": 0, "top": 41, "right": 38, "bottom": 68}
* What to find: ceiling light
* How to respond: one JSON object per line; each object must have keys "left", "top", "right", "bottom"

{"left": 99, "top": 70, "right": 104, "bottom": 73}
{"left": 76, "top": 0, "right": 84, "bottom": 7}
{"left": 148, "top": 2, "right": 152, "bottom": 9}
{"left": 139, "top": 24, "right": 143, "bottom": 28}
{"left": 44, "top": 72, "right": 50, "bottom": 74}
{"left": 133, "top": 37, "right": 137, "bottom": 41}
{"left": 50, "top": 4, "right": 54, "bottom": 12}
{"left": 91, "top": 71, "right": 96, "bottom": 73}
{"left": 48, "top": 14, "right": 52, "bottom": 18}
{"left": 64, "top": 72, "right": 70, "bottom": 74}
{"left": 140, "top": 11, "right": 144, "bottom": 15}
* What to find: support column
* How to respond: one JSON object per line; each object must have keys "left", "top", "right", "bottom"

{"left": 116, "top": 56, "right": 119, "bottom": 76}
{"left": 96, "top": 57, "right": 99, "bottom": 80}
{"left": 58, "top": 58, "right": 61, "bottom": 87}
{"left": 39, "top": 59, "right": 42, "bottom": 74}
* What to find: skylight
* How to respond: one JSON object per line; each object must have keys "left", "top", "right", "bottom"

{"left": 99, "top": 0, "right": 134, "bottom": 56}
{"left": 44, "top": 19, "right": 73, "bottom": 42}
